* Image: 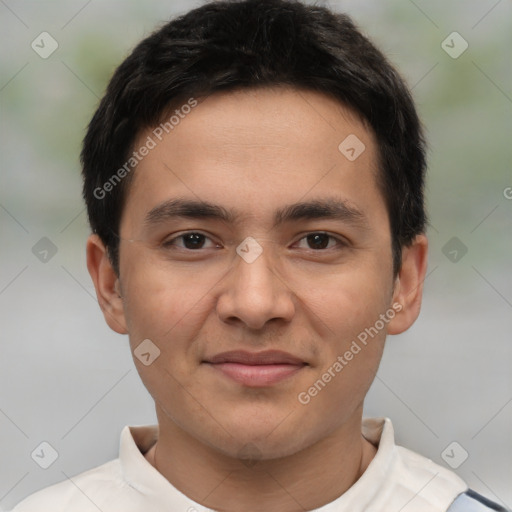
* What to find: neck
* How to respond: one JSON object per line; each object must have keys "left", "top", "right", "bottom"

{"left": 145, "top": 408, "right": 377, "bottom": 512}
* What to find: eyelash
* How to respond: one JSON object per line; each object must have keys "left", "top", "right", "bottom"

{"left": 162, "top": 231, "right": 347, "bottom": 252}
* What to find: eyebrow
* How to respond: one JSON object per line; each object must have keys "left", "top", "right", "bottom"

{"left": 144, "top": 197, "right": 368, "bottom": 229}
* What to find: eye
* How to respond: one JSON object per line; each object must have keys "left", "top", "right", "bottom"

{"left": 163, "top": 232, "right": 218, "bottom": 250}
{"left": 295, "top": 232, "right": 344, "bottom": 250}
{"left": 162, "top": 231, "right": 345, "bottom": 252}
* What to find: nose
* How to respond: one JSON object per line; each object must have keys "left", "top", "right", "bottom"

{"left": 216, "top": 242, "right": 296, "bottom": 330}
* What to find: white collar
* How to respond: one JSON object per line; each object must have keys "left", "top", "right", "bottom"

{"left": 118, "top": 417, "right": 467, "bottom": 511}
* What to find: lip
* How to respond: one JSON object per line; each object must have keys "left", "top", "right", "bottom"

{"left": 203, "top": 350, "right": 307, "bottom": 387}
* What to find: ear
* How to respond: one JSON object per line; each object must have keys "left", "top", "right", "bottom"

{"left": 387, "top": 234, "right": 428, "bottom": 335}
{"left": 86, "top": 234, "right": 128, "bottom": 335}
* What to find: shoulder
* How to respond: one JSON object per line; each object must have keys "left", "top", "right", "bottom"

{"left": 447, "top": 489, "right": 511, "bottom": 512}
{"left": 393, "top": 446, "right": 508, "bottom": 512}
{"left": 10, "top": 458, "right": 141, "bottom": 512}
{"left": 388, "top": 444, "right": 467, "bottom": 510}
{"left": 359, "top": 418, "right": 469, "bottom": 510}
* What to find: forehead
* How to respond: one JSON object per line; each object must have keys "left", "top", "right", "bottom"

{"left": 123, "top": 87, "right": 384, "bottom": 230}
{"left": 148, "top": 87, "right": 372, "bottom": 163}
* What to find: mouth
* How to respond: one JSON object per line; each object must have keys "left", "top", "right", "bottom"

{"left": 202, "top": 350, "right": 308, "bottom": 387}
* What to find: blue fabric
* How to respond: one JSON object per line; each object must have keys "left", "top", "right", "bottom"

{"left": 447, "top": 489, "right": 510, "bottom": 512}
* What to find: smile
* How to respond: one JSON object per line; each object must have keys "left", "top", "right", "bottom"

{"left": 203, "top": 350, "right": 308, "bottom": 387}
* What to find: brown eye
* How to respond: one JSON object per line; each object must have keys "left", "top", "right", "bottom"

{"left": 306, "top": 233, "right": 330, "bottom": 249}
{"left": 181, "top": 233, "right": 206, "bottom": 249}
{"left": 296, "top": 232, "right": 342, "bottom": 250}
{"left": 163, "top": 232, "right": 216, "bottom": 250}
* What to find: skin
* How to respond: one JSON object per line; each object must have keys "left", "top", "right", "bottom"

{"left": 87, "top": 87, "right": 428, "bottom": 511}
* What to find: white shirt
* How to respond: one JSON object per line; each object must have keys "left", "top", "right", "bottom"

{"left": 11, "top": 417, "right": 468, "bottom": 511}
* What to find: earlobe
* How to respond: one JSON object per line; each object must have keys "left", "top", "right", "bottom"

{"left": 387, "top": 234, "right": 428, "bottom": 335}
{"left": 86, "top": 234, "right": 128, "bottom": 335}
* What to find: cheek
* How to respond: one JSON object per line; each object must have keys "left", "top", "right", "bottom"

{"left": 299, "top": 321, "right": 386, "bottom": 414}
{"left": 295, "top": 261, "right": 392, "bottom": 339}
{"left": 122, "top": 266, "right": 208, "bottom": 407}
{"left": 292, "top": 260, "right": 391, "bottom": 407}
{"left": 294, "top": 335, "right": 385, "bottom": 447}
{"left": 120, "top": 244, "right": 214, "bottom": 339}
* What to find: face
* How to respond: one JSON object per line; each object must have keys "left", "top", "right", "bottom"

{"left": 89, "top": 87, "right": 426, "bottom": 461}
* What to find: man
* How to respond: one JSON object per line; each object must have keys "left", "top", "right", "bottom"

{"left": 11, "top": 0, "right": 509, "bottom": 510}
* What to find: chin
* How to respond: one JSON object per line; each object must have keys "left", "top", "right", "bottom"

{"left": 216, "top": 433, "right": 307, "bottom": 462}
{"left": 206, "top": 416, "right": 313, "bottom": 461}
